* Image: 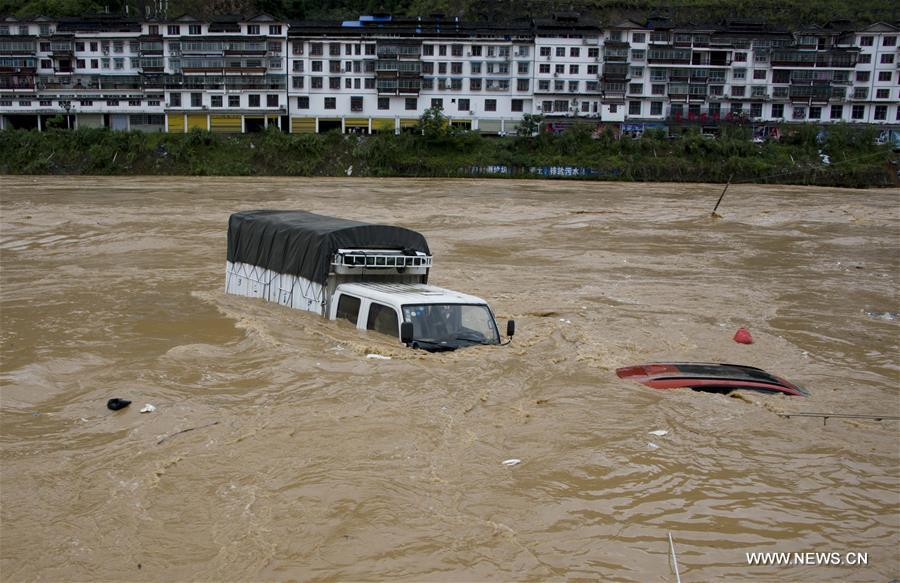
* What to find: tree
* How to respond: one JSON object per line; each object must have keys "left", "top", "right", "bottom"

{"left": 517, "top": 113, "right": 543, "bottom": 137}
{"left": 417, "top": 105, "right": 449, "bottom": 140}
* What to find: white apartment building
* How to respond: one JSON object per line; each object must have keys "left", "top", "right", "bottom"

{"left": 1, "top": 12, "right": 897, "bottom": 133}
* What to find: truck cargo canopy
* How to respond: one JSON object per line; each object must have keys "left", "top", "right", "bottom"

{"left": 227, "top": 210, "right": 431, "bottom": 284}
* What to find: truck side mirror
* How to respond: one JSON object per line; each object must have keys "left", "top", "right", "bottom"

{"left": 506, "top": 320, "right": 516, "bottom": 338}
{"left": 400, "top": 322, "right": 414, "bottom": 345}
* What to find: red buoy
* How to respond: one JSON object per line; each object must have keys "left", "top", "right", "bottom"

{"left": 734, "top": 327, "right": 754, "bottom": 344}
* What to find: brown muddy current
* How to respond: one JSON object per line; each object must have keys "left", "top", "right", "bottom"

{"left": 1, "top": 177, "right": 898, "bottom": 582}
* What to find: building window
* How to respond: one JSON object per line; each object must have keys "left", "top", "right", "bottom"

{"left": 484, "top": 99, "right": 497, "bottom": 112}
{"left": 650, "top": 101, "right": 662, "bottom": 115}
{"left": 344, "top": 78, "right": 351, "bottom": 89}
{"left": 609, "top": 104, "right": 618, "bottom": 113}
{"left": 297, "top": 96, "right": 309, "bottom": 109}
{"left": 750, "top": 103, "right": 763, "bottom": 118}
{"left": 517, "top": 79, "right": 529, "bottom": 91}
{"left": 438, "top": 44, "right": 447, "bottom": 56}
{"left": 588, "top": 48, "right": 599, "bottom": 58}
{"left": 753, "top": 69, "right": 766, "bottom": 80}
{"left": 830, "top": 104, "right": 843, "bottom": 119}
{"left": 880, "top": 54, "right": 894, "bottom": 64}
{"left": 876, "top": 88, "right": 889, "bottom": 99}
{"left": 347, "top": 95, "right": 362, "bottom": 112}
{"left": 538, "top": 80, "right": 549, "bottom": 91}
{"left": 853, "top": 87, "right": 868, "bottom": 99}
{"left": 509, "top": 99, "right": 522, "bottom": 112}
{"left": 311, "top": 77, "right": 323, "bottom": 89}
{"left": 148, "top": 25, "right": 159, "bottom": 35}
{"left": 169, "top": 93, "right": 181, "bottom": 107}
{"left": 191, "top": 93, "right": 202, "bottom": 107}
{"left": 858, "top": 54, "right": 871, "bottom": 64}
{"left": 569, "top": 64, "right": 579, "bottom": 74}
{"left": 405, "top": 98, "right": 416, "bottom": 110}
{"left": 731, "top": 86, "right": 746, "bottom": 97}
{"left": 873, "top": 105, "right": 887, "bottom": 120}
{"left": 569, "top": 47, "right": 580, "bottom": 57}
{"left": 628, "top": 101, "right": 641, "bottom": 115}
{"left": 270, "top": 25, "right": 282, "bottom": 35}
{"left": 438, "top": 62, "right": 447, "bottom": 74}
{"left": 324, "top": 97, "right": 336, "bottom": 109}
{"left": 377, "top": 97, "right": 389, "bottom": 110}
{"left": 248, "top": 25, "right": 260, "bottom": 35}
{"left": 431, "top": 98, "right": 443, "bottom": 109}
{"left": 249, "top": 94, "right": 260, "bottom": 107}
{"left": 539, "top": 46, "right": 550, "bottom": 56}
{"left": 189, "top": 25, "right": 201, "bottom": 35}
{"left": 731, "top": 103, "right": 744, "bottom": 115}
{"left": 451, "top": 44, "right": 463, "bottom": 56}
{"left": 267, "top": 94, "right": 278, "bottom": 107}
{"left": 470, "top": 78, "right": 482, "bottom": 91}
{"left": 228, "top": 95, "right": 240, "bottom": 107}
{"left": 167, "top": 25, "right": 179, "bottom": 35}
{"left": 884, "top": 36, "right": 897, "bottom": 46}
{"left": 878, "top": 71, "right": 892, "bottom": 82}
{"left": 76, "top": 59, "right": 85, "bottom": 68}
{"left": 771, "top": 103, "right": 784, "bottom": 118}
{"left": 851, "top": 105, "right": 864, "bottom": 119}
{"left": 809, "top": 106, "right": 821, "bottom": 119}
{"left": 211, "top": 95, "right": 222, "bottom": 107}
{"left": 856, "top": 71, "right": 870, "bottom": 82}
{"left": 651, "top": 84, "right": 665, "bottom": 95}
{"left": 628, "top": 83, "right": 643, "bottom": 95}
{"left": 631, "top": 49, "right": 645, "bottom": 60}
{"left": 329, "top": 77, "right": 340, "bottom": 89}
{"left": 555, "top": 47, "right": 565, "bottom": 57}
{"left": 517, "top": 62, "right": 529, "bottom": 74}
{"left": 859, "top": 35, "right": 874, "bottom": 46}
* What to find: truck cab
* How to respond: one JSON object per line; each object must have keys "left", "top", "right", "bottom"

{"left": 330, "top": 282, "right": 504, "bottom": 351}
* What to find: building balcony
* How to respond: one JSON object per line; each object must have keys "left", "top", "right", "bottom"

{"left": 0, "top": 77, "right": 35, "bottom": 90}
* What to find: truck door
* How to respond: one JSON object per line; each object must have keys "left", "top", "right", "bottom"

{"left": 335, "top": 293, "right": 362, "bottom": 327}
{"left": 366, "top": 302, "right": 400, "bottom": 339}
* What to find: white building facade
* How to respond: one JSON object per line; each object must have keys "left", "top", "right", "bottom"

{"left": 1, "top": 13, "right": 897, "bottom": 133}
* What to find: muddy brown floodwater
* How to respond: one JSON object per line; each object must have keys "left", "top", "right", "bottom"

{"left": 1, "top": 177, "right": 898, "bottom": 582}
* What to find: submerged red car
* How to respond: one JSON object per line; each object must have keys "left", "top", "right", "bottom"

{"left": 616, "top": 362, "right": 809, "bottom": 397}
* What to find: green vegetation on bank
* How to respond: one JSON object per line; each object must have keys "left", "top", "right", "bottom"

{"left": 0, "top": 121, "right": 896, "bottom": 187}
{"left": 2, "top": 0, "right": 897, "bottom": 28}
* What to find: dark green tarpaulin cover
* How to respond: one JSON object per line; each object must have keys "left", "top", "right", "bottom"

{"left": 227, "top": 210, "right": 430, "bottom": 284}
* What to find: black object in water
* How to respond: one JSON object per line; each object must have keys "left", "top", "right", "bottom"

{"left": 107, "top": 398, "right": 131, "bottom": 411}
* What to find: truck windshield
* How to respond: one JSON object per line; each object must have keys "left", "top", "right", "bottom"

{"left": 402, "top": 304, "right": 499, "bottom": 348}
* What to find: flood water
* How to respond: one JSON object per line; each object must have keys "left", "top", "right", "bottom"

{"left": 1, "top": 177, "right": 898, "bottom": 582}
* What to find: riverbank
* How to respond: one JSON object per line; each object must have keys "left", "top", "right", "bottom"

{"left": 1, "top": 125, "right": 896, "bottom": 187}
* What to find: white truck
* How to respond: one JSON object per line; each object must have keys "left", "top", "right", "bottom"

{"left": 225, "top": 211, "right": 514, "bottom": 351}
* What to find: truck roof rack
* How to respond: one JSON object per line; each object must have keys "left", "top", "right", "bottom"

{"left": 332, "top": 248, "right": 432, "bottom": 275}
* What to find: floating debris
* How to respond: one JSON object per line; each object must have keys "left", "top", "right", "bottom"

{"left": 140, "top": 404, "right": 156, "bottom": 414}
{"left": 502, "top": 458, "right": 522, "bottom": 466}
{"left": 648, "top": 430, "right": 669, "bottom": 437}
{"left": 733, "top": 327, "right": 753, "bottom": 344}
{"left": 648, "top": 442, "right": 660, "bottom": 450}
{"left": 366, "top": 354, "right": 392, "bottom": 360}
{"left": 863, "top": 310, "right": 899, "bottom": 322}
{"left": 107, "top": 398, "right": 131, "bottom": 411}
